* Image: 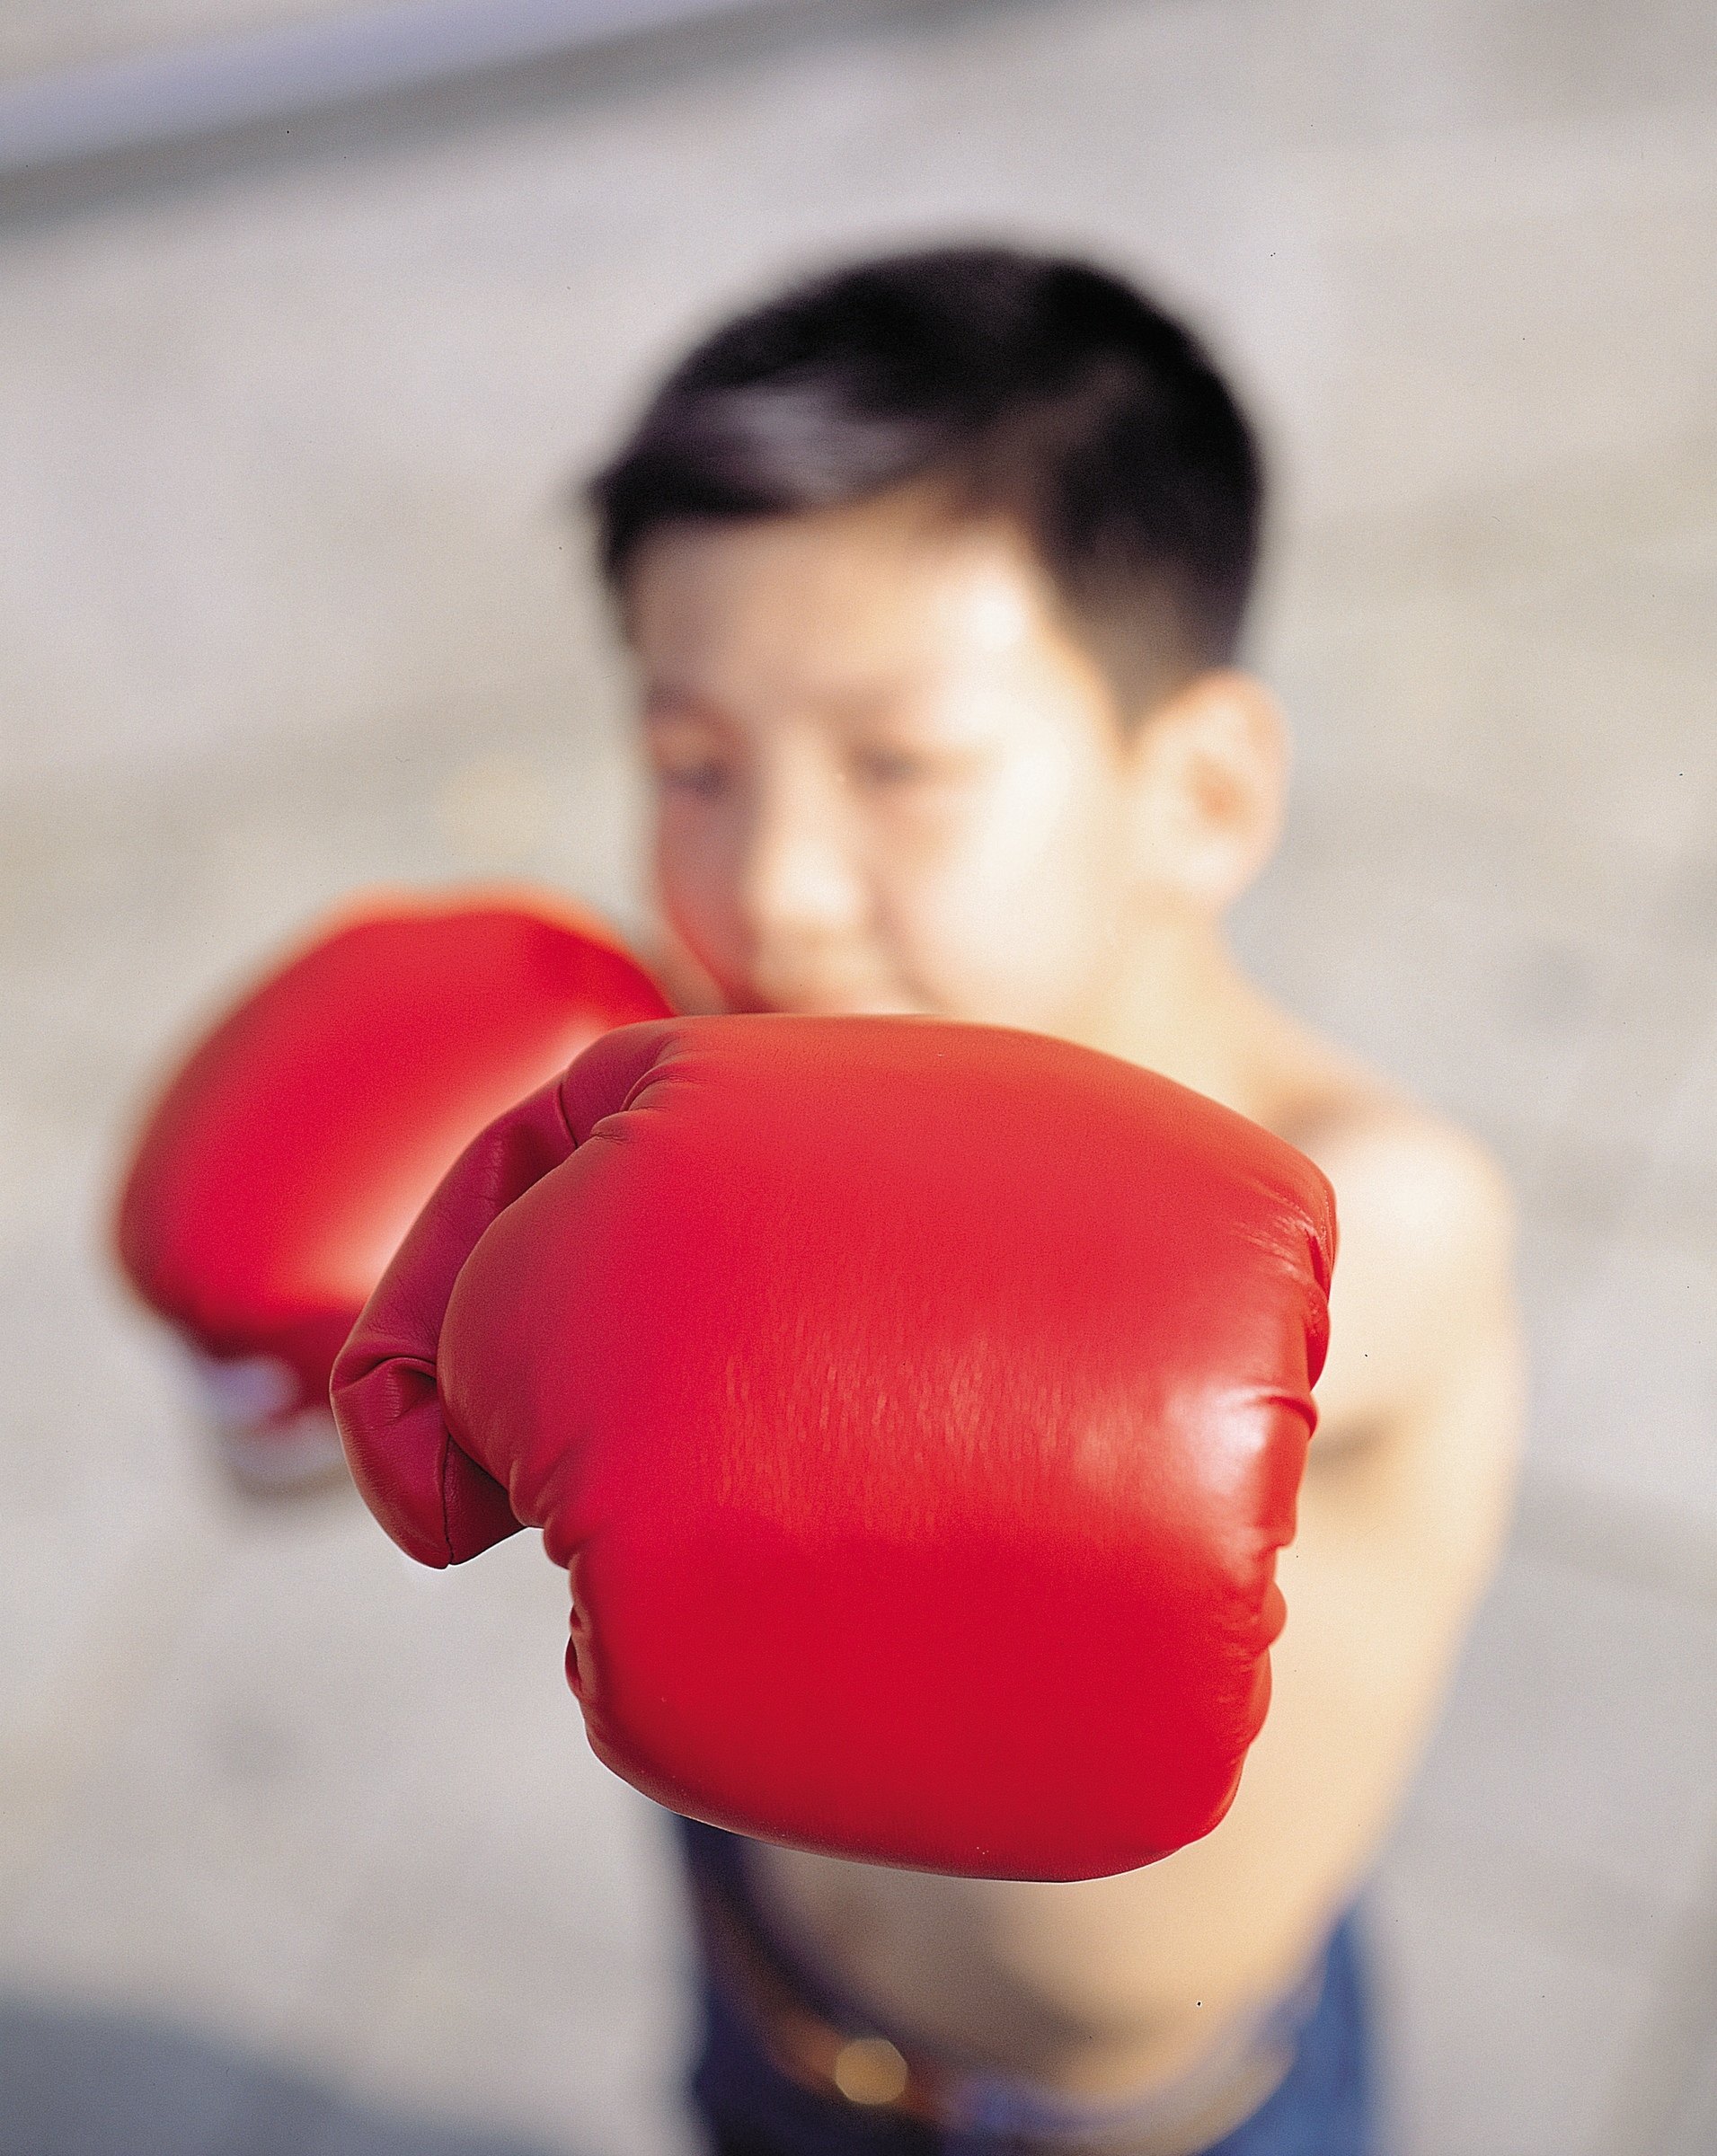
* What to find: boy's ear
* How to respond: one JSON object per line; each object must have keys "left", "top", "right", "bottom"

{"left": 1122, "top": 670, "right": 1288, "bottom": 910}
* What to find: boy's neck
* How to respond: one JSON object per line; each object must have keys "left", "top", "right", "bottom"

{"left": 1073, "top": 916, "right": 1297, "bottom": 1128}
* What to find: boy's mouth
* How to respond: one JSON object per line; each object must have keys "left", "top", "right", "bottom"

{"left": 737, "top": 979, "right": 924, "bottom": 1020}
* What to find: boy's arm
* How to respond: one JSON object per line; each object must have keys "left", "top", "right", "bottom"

{"left": 1298, "top": 1109, "right": 1526, "bottom": 1681}
{"left": 1247, "top": 1111, "right": 1526, "bottom": 1922}
{"left": 1155, "top": 1110, "right": 1528, "bottom": 1984}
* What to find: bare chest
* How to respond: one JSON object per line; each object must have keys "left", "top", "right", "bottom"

{"left": 744, "top": 1459, "right": 1419, "bottom": 2097}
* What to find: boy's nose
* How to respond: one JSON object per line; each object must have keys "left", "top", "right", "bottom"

{"left": 738, "top": 759, "right": 870, "bottom": 958}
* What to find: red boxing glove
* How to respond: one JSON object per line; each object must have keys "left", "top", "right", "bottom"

{"left": 115, "top": 888, "right": 671, "bottom": 1489}
{"left": 334, "top": 1017, "right": 1335, "bottom": 1879}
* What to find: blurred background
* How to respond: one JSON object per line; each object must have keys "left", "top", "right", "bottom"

{"left": 3, "top": 2, "right": 1715, "bottom": 2152}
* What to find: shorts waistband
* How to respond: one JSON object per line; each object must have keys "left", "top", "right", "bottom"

{"left": 679, "top": 1819, "right": 1320, "bottom": 2156}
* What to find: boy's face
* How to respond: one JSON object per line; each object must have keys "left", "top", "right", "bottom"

{"left": 624, "top": 491, "right": 1206, "bottom": 1034}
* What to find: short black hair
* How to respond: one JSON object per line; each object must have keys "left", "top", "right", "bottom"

{"left": 589, "top": 244, "right": 1266, "bottom": 719}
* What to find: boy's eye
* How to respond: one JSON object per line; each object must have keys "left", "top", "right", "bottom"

{"left": 851, "top": 747, "right": 938, "bottom": 789}
{"left": 655, "top": 755, "right": 731, "bottom": 799}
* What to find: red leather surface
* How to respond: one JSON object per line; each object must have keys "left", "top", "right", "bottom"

{"left": 115, "top": 890, "right": 671, "bottom": 1424}
{"left": 335, "top": 1015, "right": 1336, "bottom": 1881}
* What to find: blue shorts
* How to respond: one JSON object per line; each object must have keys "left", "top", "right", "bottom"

{"left": 676, "top": 1818, "right": 1376, "bottom": 2156}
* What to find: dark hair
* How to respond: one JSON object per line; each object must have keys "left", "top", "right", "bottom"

{"left": 589, "top": 244, "right": 1265, "bottom": 717}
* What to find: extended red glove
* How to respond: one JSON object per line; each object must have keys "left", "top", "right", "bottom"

{"left": 334, "top": 1016, "right": 1335, "bottom": 1879}
{"left": 115, "top": 888, "right": 671, "bottom": 1488}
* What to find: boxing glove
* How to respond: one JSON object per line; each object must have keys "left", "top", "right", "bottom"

{"left": 334, "top": 1016, "right": 1335, "bottom": 1879}
{"left": 115, "top": 888, "right": 671, "bottom": 1489}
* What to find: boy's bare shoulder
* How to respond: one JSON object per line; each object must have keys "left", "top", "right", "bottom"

{"left": 1259, "top": 1029, "right": 1518, "bottom": 1441}
{"left": 1261, "top": 1010, "right": 1512, "bottom": 1245}
{"left": 1297, "top": 1082, "right": 1513, "bottom": 1277}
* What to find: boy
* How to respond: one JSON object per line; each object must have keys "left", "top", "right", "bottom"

{"left": 584, "top": 246, "right": 1524, "bottom": 2154}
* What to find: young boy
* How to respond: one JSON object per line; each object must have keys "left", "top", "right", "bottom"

{"left": 585, "top": 246, "right": 1525, "bottom": 2155}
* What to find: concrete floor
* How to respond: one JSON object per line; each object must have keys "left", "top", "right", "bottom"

{"left": 3, "top": 2, "right": 1716, "bottom": 2152}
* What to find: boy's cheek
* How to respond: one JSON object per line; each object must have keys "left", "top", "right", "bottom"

{"left": 653, "top": 830, "right": 744, "bottom": 1000}
{"left": 907, "top": 807, "right": 1120, "bottom": 1019}
{"left": 872, "top": 868, "right": 1102, "bottom": 1031}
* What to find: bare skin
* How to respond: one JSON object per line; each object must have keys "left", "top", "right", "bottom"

{"left": 622, "top": 489, "right": 1525, "bottom": 2103}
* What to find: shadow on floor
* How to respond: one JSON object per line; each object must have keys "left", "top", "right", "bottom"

{"left": 0, "top": 1991, "right": 580, "bottom": 2156}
